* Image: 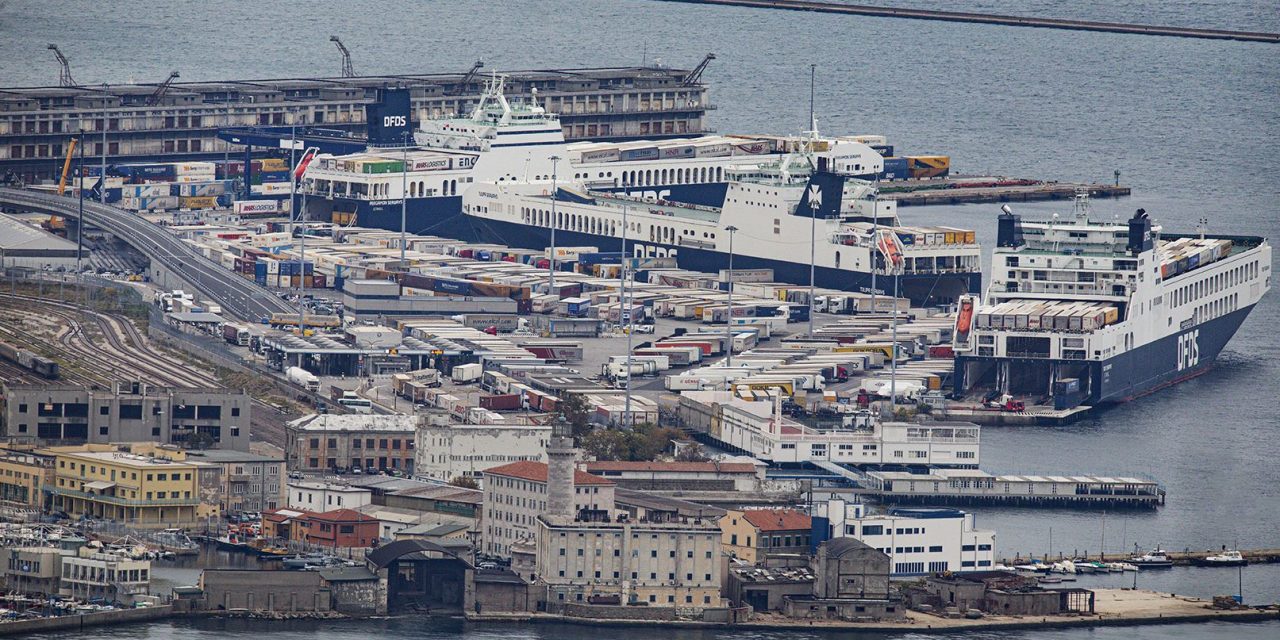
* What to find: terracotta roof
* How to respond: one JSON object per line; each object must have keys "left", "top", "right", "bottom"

{"left": 307, "top": 508, "right": 379, "bottom": 523}
{"left": 484, "top": 460, "right": 614, "bottom": 486}
{"left": 741, "top": 509, "right": 811, "bottom": 532}
{"left": 584, "top": 461, "right": 757, "bottom": 474}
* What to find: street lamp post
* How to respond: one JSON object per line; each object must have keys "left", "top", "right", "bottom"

{"left": 725, "top": 225, "right": 738, "bottom": 368}
{"left": 808, "top": 196, "right": 818, "bottom": 337}
{"left": 401, "top": 132, "right": 410, "bottom": 268}
{"left": 100, "top": 84, "right": 108, "bottom": 205}
{"left": 548, "top": 155, "right": 561, "bottom": 291}
{"left": 76, "top": 129, "right": 84, "bottom": 273}
{"left": 622, "top": 204, "right": 633, "bottom": 427}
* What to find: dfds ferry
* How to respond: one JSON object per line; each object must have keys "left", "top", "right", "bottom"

{"left": 953, "top": 194, "right": 1271, "bottom": 406}
{"left": 462, "top": 148, "right": 982, "bottom": 306}
{"left": 300, "top": 75, "right": 889, "bottom": 237}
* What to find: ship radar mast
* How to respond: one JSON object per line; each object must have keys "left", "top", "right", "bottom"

{"left": 470, "top": 71, "right": 513, "bottom": 125}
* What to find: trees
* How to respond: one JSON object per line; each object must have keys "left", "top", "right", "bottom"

{"left": 580, "top": 423, "right": 688, "bottom": 462}
{"left": 675, "top": 443, "right": 709, "bottom": 462}
{"left": 448, "top": 475, "right": 479, "bottom": 490}
{"left": 556, "top": 393, "right": 592, "bottom": 439}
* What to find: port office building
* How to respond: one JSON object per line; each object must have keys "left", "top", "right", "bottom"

{"left": 0, "top": 64, "right": 712, "bottom": 181}
{"left": 1, "top": 381, "right": 252, "bottom": 451}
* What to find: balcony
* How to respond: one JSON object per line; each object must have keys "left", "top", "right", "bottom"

{"left": 50, "top": 486, "right": 199, "bottom": 507}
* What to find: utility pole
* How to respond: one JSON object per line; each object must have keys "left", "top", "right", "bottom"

{"left": 725, "top": 225, "right": 738, "bottom": 368}
{"left": 548, "top": 155, "right": 561, "bottom": 291}
{"left": 76, "top": 129, "right": 84, "bottom": 273}
{"left": 401, "top": 132, "right": 410, "bottom": 268}
{"left": 288, "top": 123, "right": 297, "bottom": 239}
{"left": 100, "top": 84, "right": 107, "bottom": 205}
{"left": 807, "top": 63, "right": 818, "bottom": 338}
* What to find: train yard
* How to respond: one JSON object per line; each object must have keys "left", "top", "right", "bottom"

{"left": 0, "top": 286, "right": 293, "bottom": 445}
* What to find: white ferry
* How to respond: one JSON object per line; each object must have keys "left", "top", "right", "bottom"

{"left": 462, "top": 147, "right": 982, "bottom": 306}
{"left": 953, "top": 194, "right": 1271, "bottom": 406}
{"left": 300, "top": 74, "right": 889, "bottom": 238}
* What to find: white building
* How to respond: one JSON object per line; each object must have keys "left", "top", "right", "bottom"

{"left": 60, "top": 551, "right": 151, "bottom": 604}
{"left": 287, "top": 480, "right": 372, "bottom": 512}
{"left": 813, "top": 498, "right": 995, "bottom": 576}
{"left": 679, "top": 391, "right": 980, "bottom": 466}
{"left": 480, "top": 460, "right": 615, "bottom": 559}
{"left": 415, "top": 422, "right": 551, "bottom": 482}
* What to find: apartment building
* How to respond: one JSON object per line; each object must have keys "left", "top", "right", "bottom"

{"left": 2, "top": 382, "right": 251, "bottom": 451}
{"left": 480, "top": 460, "right": 615, "bottom": 559}
{"left": 720, "top": 509, "right": 813, "bottom": 565}
{"left": 43, "top": 443, "right": 214, "bottom": 529}
{"left": 186, "top": 449, "right": 285, "bottom": 514}
{"left": 285, "top": 413, "right": 416, "bottom": 474}
{"left": 414, "top": 422, "right": 550, "bottom": 482}
{"left": 0, "top": 447, "right": 55, "bottom": 510}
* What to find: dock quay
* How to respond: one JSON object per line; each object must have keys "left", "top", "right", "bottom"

{"left": 882, "top": 177, "right": 1131, "bottom": 207}
{"left": 658, "top": 0, "right": 1280, "bottom": 43}
{"left": 1003, "top": 548, "right": 1280, "bottom": 567}
{"left": 829, "top": 467, "right": 1165, "bottom": 509}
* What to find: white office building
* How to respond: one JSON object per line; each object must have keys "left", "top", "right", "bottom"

{"left": 813, "top": 498, "right": 995, "bottom": 576}
{"left": 415, "top": 422, "right": 551, "bottom": 483}
{"left": 286, "top": 480, "right": 372, "bottom": 512}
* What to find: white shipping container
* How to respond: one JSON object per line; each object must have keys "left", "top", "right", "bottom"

{"left": 253, "top": 182, "right": 293, "bottom": 195}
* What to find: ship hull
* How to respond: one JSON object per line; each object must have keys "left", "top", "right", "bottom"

{"left": 955, "top": 303, "right": 1258, "bottom": 405}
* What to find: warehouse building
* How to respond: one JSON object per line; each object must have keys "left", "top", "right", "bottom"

{"left": 0, "top": 213, "right": 79, "bottom": 270}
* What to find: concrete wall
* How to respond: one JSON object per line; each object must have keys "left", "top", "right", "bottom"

{"left": 326, "top": 579, "right": 381, "bottom": 615}
{"left": 200, "top": 570, "right": 329, "bottom": 612}
{"left": 562, "top": 602, "right": 677, "bottom": 621}
{"left": 471, "top": 572, "right": 533, "bottom": 614}
{"left": 0, "top": 604, "right": 172, "bottom": 635}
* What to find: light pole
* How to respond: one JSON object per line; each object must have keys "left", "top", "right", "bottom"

{"left": 548, "top": 155, "right": 561, "bottom": 291}
{"left": 725, "top": 225, "right": 738, "bottom": 368}
{"left": 401, "top": 132, "right": 410, "bottom": 268}
{"left": 808, "top": 194, "right": 818, "bottom": 337}
{"left": 100, "top": 84, "right": 107, "bottom": 205}
{"left": 622, "top": 204, "right": 632, "bottom": 427}
{"left": 76, "top": 129, "right": 84, "bottom": 273}
{"left": 288, "top": 122, "right": 297, "bottom": 240}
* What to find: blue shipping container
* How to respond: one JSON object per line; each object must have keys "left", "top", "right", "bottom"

{"left": 881, "top": 158, "right": 910, "bottom": 181}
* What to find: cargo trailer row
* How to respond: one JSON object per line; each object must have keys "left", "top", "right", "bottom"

{"left": 1159, "top": 237, "right": 1233, "bottom": 280}
{"left": 974, "top": 300, "right": 1120, "bottom": 332}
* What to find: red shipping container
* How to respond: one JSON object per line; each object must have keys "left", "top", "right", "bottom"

{"left": 479, "top": 394, "right": 521, "bottom": 411}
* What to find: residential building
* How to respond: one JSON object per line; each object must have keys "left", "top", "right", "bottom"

{"left": 263, "top": 507, "right": 380, "bottom": 549}
{"left": 1, "top": 381, "right": 252, "bottom": 451}
{"left": 60, "top": 549, "right": 151, "bottom": 605}
{"left": 0, "top": 447, "right": 55, "bottom": 510}
{"left": 285, "top": 413, "right": 416, "bottom": 474}
{"left": 719, "top": 509, "right": 812, "bottom": 565}
{"left": 43, "top": 443, "right": 214, "bottom": 529}
{"left": 481, "top": 460, "right": 615, "bottom": 559}
{"left": 814, "top": 499, "right": 996, "bottom": 575}
{"left": 287, "top": 480, "right": 372, "bottom": 512}
{"left": 780, "top": 538, "right": 903, "bottom": 621}
{"left": 581, "top": 460, "right": 764, "bottom": 492}
{"left": 185, "top": 449, "right": 285, "bottom": 514}
{"left": 4, "top": 546, "right": 64, "bottom": 596}
{"left": 535, "top": 514, "right": 723, "bottom": 609}
{"left": 677, "top": 391, "right": 980, "bottom": 466}
{"left": 414, "top": 422, "right": 550, "bottom": 482}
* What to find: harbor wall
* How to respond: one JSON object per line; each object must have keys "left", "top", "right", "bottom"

{"left": 0, "top": 605, "right": 173, "bottom": 637}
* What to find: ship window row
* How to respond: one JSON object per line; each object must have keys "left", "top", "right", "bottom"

{"left": 407, "top": 180, "right": 458, "bottom": 198}
{"left": 1193, "top": 293, "right": 1239, "bottom": 325}
{"left": 622, "top": 167, "right": 723, "bottom": 187}
{"left": 573, "top": 171, "right": 615, "bottom": 180}
{"left": 1170, "top": 261, "right": 1257, "bottom": 308}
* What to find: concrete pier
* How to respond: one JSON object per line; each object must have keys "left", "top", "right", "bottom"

{"left": 658, "top": 0, "right": 1280, "bottom": 43}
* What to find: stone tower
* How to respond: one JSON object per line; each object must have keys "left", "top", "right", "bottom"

{"left": 546, "top": 418, "right": 577, "bottom": 518}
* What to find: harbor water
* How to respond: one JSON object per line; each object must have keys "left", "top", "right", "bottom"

{"left": 2, "top": 0, "right": 1276, "bottom": 636}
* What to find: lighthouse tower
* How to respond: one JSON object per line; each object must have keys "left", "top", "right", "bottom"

{"left": 546, "top": 418, "right": 577, "bottom": 519}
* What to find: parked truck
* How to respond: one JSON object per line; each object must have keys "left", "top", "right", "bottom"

{"left": 221, "top": 323, "right": 250, "bottom": 346}
{"left": 451, "top": 362, "right": 484, "bottom": 383}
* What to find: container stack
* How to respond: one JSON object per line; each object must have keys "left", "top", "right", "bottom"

{"left": 974, "top": 301, "right": 1120, "bottom": 332}
{"left": 1158, "top": 237, "right": 1233, "bottom": 280}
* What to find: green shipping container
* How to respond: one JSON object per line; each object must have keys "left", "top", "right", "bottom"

{"left": 362, "top": 161, "right": 405, "bottom": 174}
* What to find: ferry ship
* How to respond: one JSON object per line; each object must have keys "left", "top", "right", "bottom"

{"left": 953, "top": 195, "right": 1271, "bottom": 406}
{"left": 461, "top": 148, "right": 982, "bottom": 306}
{"left": 300, "top": 75, "right": 889, "bottom": 239}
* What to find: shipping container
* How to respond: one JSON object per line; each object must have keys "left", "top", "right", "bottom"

{"left": 580, "top": 148, "right": 621, "bottom": 163}
{"left": 907, "top": 155, "right": 951, "bottom": 179}
{"left": 880, "top": 157, "right": 911, "bottom": 181}
{"left": 619, "top": 147, "right": 659, "bottom": 161}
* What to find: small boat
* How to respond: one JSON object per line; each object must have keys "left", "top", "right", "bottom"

{"left": 1073, "top": 561, "right": 1097, "bottom": 574}
{"left": 1050, "top": 560, "right": 1077, "bottom": 574}
{"left": 1195, "top": 550, "right": 1247, "bottom": 567}
{"left": 1107, "top": 562, "right": 1139, "bottom": 572}
{"left": 1130, "top": 547, "right": 1174, "bottom": 569}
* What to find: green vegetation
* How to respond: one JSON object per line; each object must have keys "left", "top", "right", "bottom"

{"left": 580, "top": 423, "right": 688, "bottom": 462}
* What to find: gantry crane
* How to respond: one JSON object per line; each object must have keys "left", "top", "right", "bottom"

{"left": 330, "top": 36, "right": 355, "bottom": 78}
{"left": 48, "top": 44, "right": 77, "bottom": 87}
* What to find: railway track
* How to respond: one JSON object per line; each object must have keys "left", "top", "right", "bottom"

{"left": 0, "top": 292, "right": 292, "bottom": 445}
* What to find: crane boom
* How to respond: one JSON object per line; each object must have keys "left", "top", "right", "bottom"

{"left": 330, "top": 36, "right": 354, "bottom": 78}
{"left": 48, "top": 44, "right": 77, "bottom": 87}
{"left": 682, "top": 53, "right": 716, "bottom": 86}
{"left": 145, "top": 71, "right": 181, "bottom": 106}
{"left": 456, "top": 60, "right": 485, "bottom": 94}
{"left": 57, "top": 138, "right": 79, "bottom": 195}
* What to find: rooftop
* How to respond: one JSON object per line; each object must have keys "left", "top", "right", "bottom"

{"left": 0, "top": 213, "right": 77, "bottom": 252}
{"left": 287, "top": 413, "right": 418, "bottom": 432}
{"left": 484, "top": 460, "right": 614, "bottom": 486}
{"left": 740, "top": 508, "right": 812, "bottom": 532}
{"left": 308, "top": 508, "right": 378, "bottom": 523}
{"left": 584, "top": 460, "right": 758, "bottom": 474}
{"left": 186, "top": 450, "right": 283, "bottom": 464}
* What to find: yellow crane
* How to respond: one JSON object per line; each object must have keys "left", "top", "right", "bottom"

{"left": 57, "top": 136, "right": 78, "bottom": 195}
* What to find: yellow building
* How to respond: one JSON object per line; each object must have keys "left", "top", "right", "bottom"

{"left": 42, "top": 443, "right": 215, "bottom": 529}
{"left": 0, "top": 447, "right": 55, "bottom": 510}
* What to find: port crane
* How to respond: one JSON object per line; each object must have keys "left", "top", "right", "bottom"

{"left": 57, "top": 137, "right": 79, "bottom": 196}
{"left": 682, "top": 53, "right": 716, "bottom": 86}
{"left": 48, "top": 44, "right": 77, "bottom": 87}
{"left": 145, "top": 71, "right": 181, "bottom": 106}
{"left": 330, "top": 36, "right": 355, "bottom": 77}
{"left": 455, "top": 60, "right": 485, "bottom": 94}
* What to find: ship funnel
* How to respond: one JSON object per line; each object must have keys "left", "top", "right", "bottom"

{"left": 997, "top": 205, "right": 1024, "bottom": 248}
{"left": 1127, "top": 208, "right": 1153, "bottom": 254}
